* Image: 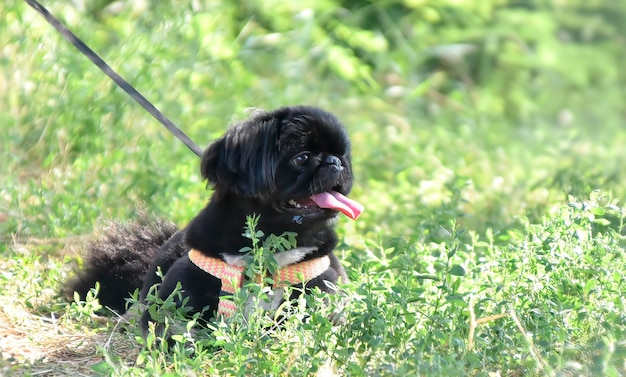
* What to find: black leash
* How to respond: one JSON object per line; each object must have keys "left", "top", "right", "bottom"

{"left": 23, "top": 0, "right": 204, "bottom": 158}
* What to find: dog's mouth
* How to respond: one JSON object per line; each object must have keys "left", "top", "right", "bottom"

{"left": 280, "top": 190, "right": 364, "bottom": 220}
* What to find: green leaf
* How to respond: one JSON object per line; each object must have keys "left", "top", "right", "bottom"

{"left": 445, "top": 294, "right": 466, "bottom": 305}
{"left": 171, "top": 334, "right": 184, "bottom": 343}
{"left": 91, "top": 361, "right": 114, "bottom": 375}
{"left": 449, "top": 264, "right": 466, "bottom": 277}
{"left": 593, "top": 218, "right": 611, "bottom": 226}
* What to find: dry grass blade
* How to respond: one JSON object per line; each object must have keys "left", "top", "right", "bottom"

{"left": 0, "top": 253, "right": 139, "bottom": 376}
{"left": 0, "top": 302, "right": 139, "bottom": 376}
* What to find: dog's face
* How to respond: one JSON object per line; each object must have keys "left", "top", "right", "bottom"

{"left": 200, "top": 106, "right": 362, "bottom": 226}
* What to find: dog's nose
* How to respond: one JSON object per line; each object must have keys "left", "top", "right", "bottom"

{"left": 324, "top": 155, "right": 344, "bottom": 171}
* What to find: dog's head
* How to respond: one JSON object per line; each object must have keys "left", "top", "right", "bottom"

{"left": 201, "top": 106, "right": 363, "bottom": 223}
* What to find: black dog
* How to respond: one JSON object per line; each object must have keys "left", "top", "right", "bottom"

{"left": 68, "top": 106, "right": 363, "bottom": 339}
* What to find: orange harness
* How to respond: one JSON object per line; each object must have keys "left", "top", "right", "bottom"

{"left": 188, "top": 248, "right": 330, "bottom": 318}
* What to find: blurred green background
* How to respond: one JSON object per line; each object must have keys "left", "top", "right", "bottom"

{"left": 2, "top": 0, "right": 625, "bottom": 242}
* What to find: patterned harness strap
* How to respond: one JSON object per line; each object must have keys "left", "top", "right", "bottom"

{"left": 188, "top": 248, "right": 331, "bottom": 318}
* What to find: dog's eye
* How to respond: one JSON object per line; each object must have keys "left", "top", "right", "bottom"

{"left": 291, "top": 152, "right": 312, "bottom": 167}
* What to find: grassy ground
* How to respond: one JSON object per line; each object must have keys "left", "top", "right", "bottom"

{"left": 2, "top": 1, "right": 626, "bottom": 376}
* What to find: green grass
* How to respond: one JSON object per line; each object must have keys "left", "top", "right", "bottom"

{"left": 2, "top": 0, "right": 626, "bottom": 376}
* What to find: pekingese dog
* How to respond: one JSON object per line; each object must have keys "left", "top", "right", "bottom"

{"left": 67, "top": 106, "right": 363, "bottom": 340}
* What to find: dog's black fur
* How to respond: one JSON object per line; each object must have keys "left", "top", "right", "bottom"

{"left": 67, "top": 106, "right": 356, "bottom": 338}
{"left": 67, "top": 213, "right": 179, "bottom": 313}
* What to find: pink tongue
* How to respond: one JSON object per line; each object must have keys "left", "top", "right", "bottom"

{"left": 310, "top": 191, "right": 364, "bottom": 220}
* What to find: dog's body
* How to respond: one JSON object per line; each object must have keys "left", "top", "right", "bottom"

{"left": 68, "top": 106, "right": 362, "bottom": 338}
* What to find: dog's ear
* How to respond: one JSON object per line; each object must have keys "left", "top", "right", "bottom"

{"left": 201, "top": 119, "right": 278, "bottom": 198}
